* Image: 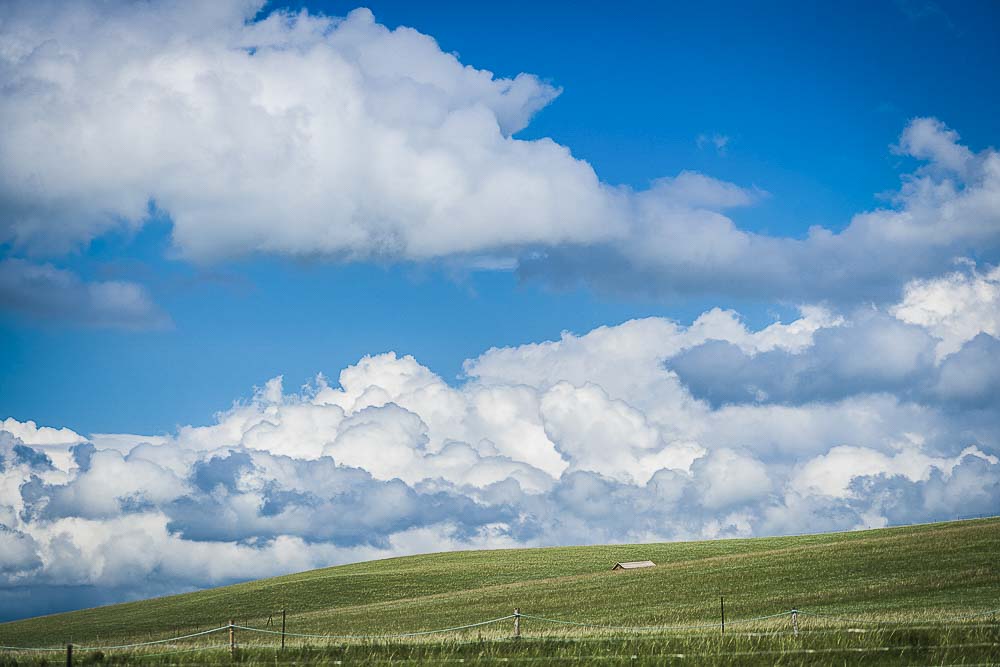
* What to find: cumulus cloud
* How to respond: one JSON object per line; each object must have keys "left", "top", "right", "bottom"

{"left": 668, "top": 311, "right": 939, "bottom": 406}
{"left": 0, "top": 418, "right": 84, "bottom": 447}
{"left": 792, "top": 444, "right": 996, "bottom": 499}
{"left": 891, "top": 264, "right": 1000, "bottom": 359}
{"left": 849, "top": 455, "right": 999, "bottom": 526}
{"left": 0, "top": 417, "right": 86, "bottom": 472}
{"left": 0, "top": 258, "right": 170, "bottom": 329}
{"left": 0, "top": 0, "right": 618, "bottom": 262}
{"left": 2, "top": 286, "right": 998, "bottom": 620}
{"left": 521, "top": 118, "right": 1000, "bottom": 302}
{"left": 0, "top": 0, "right": 996, "bottom": 307}
{"left": 669, "top": 264, "right": 1000, "bottom": 408}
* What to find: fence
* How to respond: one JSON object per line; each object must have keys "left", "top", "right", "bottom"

{"left": 2, "top": 605, "right": 998, "bottom": 663}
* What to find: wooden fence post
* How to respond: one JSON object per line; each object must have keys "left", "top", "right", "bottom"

{"left": 792, "top": 609, "right": 799, "bottom": 636}
{"left": 229, "top": 619, "right": 235, "bottom": 659}
{"left": 281, "top": 609, "right": 286, "bottom": 652}
{"left": 66, "top": 643, "right": 73, "bottom": 667}
{"left": 514, "top": 608, "right": 521, "bottom": 639}
{"left": 720, "top": 596, "right": 725, "bottom": 635}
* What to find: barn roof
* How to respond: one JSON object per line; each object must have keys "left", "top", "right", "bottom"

{"left": 612, "top": 560, "right": 655, "bottom": 570}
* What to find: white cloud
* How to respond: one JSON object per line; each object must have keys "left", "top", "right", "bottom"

{"left": 0, "top": 417, "right": 85, "bottom": 472}
{"left": 0, "top": 1, "right": 620, "bottom": 261}
{"left": 646, "top": 171, "right": 763, "bottom": 209}
{"left": 3, "top": 289, "right": 998, "bottom": 619}
{"left": 791, "top": 443, "right": 996, "bottom": 498}
{"left": 894, "top": 117, "right": 974, "bottom": 175}
{"left": 2, "top": 1, "right": 995, "bottom": 307}
{"left": 35, "top": 448, "right": 187, "bottom": 519}
{"left": 892, "top": 264, "right": 1000, "bottom": 359}
{"left": 522, "top": 117, "right": 1000, "bottom": 302}
{"left": 539, "top": 381, "right": 697, "bottom": 484}
{"left": 694, "top": 449, "right": 772, "bottom": 510}
{"left": 0, "top": 418, "right": 83, "bottom": 447}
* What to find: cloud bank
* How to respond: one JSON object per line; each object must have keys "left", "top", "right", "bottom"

{"left": 3, "top": 266, "right": 998, "bottom": 620}
{"left": 1, "top": 1, "right": 998, "bottom": 308}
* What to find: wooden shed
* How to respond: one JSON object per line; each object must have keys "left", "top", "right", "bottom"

{"left": 612, "top": 560, "right": 655, "bottom": 570}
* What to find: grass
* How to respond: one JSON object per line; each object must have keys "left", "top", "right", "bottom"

{"left": 6, "top": 626, "right": 1000, "bottom": 666}
{"left": 1, "top": 517, "right": 998, "bottom": 664}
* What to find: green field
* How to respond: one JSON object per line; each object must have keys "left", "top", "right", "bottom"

{"left": 2, "top": 517, "right": 999, "bottom": 665}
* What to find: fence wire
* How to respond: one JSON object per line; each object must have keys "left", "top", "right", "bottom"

{"left": 75, "top": 625, "right": 230, "bottom": 650}
{"left": 233, "top": 614, "right": 515, "bottom": 640}
{"left": 517, "top": 610, "right": 793, "bottom": 632}
{"left": 1, "top": 605, "right": 997, "bottom": 654}
{"left": 793, "top": 606, "right": 1000, "bottom": 626}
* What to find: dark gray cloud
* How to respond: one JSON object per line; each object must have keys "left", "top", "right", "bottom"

{"left": 167, "top": 456, "right": 518, "bottom": 547}
{"left": 518, "top": 224, "right": 996, "bottom": 306}
{"left": 70, "top": 442, "right": 97, "bottom": 472}
{"left": 0, "top": 431, "right": 52, "bottom": 472}
{"left": 0, "top": 526, "right": 42, "bottom": 576}
{"left": 933, "top": 334, "right": 1000, "bottom": 409}
{"left": 0, "top": 258, "right": 170, "bottom": 330}
{"left": 191, "top": 451, "right": 255, "bottom": 494}
{"left": 666, "top": 312, "right": 983, "bottom": 407}
{"left": 849, "top": 455, "right": 1000, "bottom": 525}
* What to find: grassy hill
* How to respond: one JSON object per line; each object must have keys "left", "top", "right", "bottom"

{"left": 3, "top": 517, "right": 999, "bottom": 642}
{"left": 1, "top": 517, "right": 998, "bottom": 663}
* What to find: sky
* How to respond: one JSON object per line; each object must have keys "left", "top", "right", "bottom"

{"left": 0, "top": 0, "right": 999, "bottom": 621}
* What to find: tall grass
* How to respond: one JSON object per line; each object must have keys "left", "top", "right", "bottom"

{"left": 2, "top": 624, "right": 999, "bottom": 666}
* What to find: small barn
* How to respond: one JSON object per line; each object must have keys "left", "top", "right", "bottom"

{"left": 612, "top": 560, "right": 655, "bottom": 570}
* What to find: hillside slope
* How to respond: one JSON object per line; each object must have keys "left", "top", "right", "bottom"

{"left": 2, "top": 518, "right": 998, "bottom": 647}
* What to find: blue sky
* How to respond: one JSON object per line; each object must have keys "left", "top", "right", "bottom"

{"left": 3, "top": 0, "right": 997, "bottom": 434}
{"left": 1, "top": 0, "right": 999, "bottom": 621}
